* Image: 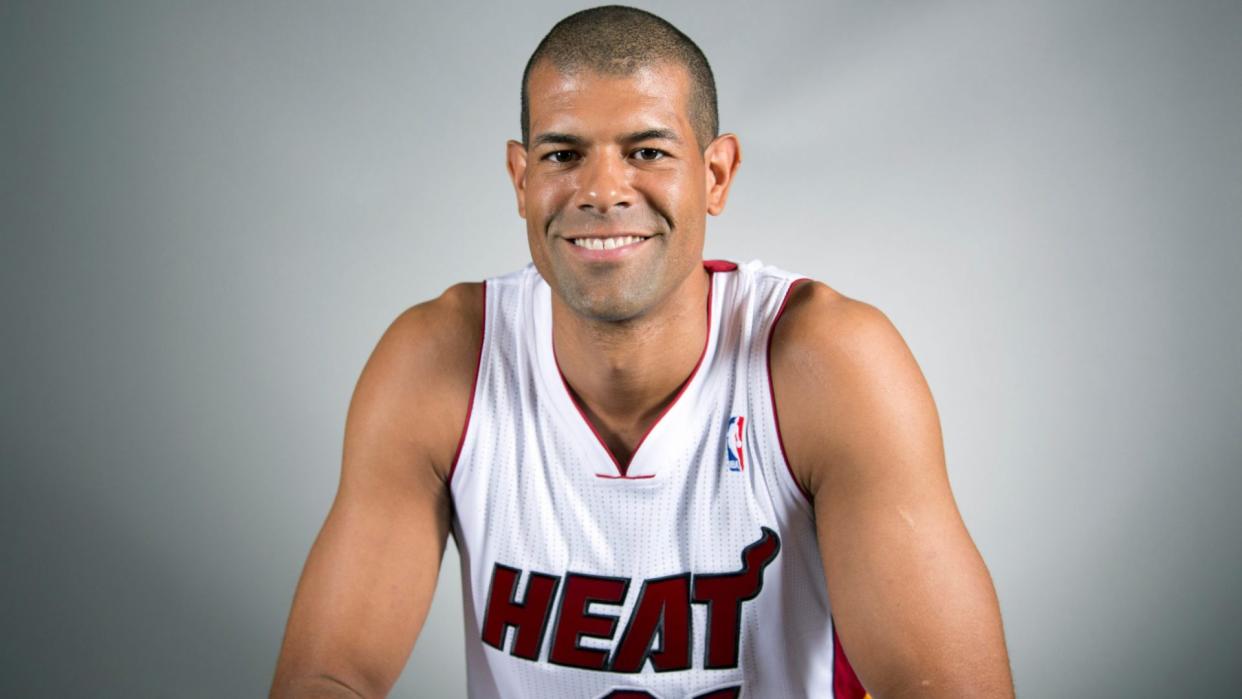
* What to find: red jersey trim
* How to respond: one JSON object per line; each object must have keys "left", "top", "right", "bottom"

{"left": 447, "top": 280, "right": 487, "bottom": 486}
{"left": 556, "top": 261, "right": 726, "bottom": 478}
{"left": 832, "top": 618, "right": 868, "bottom": 698}
{"left": 765, "top": 277, "right": 815, "bottom": 504}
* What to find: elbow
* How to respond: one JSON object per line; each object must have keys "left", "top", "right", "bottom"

{"left": 859, "top": 641, "right": 1014, "bottom": 699}
{"left": 867, "top": 675, "right": 1014, "bottom": 699}
{"left": 270, "top": 673, "right": 371, "bottom": 699}
{"left": 878, "top": 661, "right": 1015, "bottom": 699}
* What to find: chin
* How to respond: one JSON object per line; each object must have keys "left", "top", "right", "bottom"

{"left": 565, "top": 290, "right": 645, "bottom": 323}
{"left": 560, "top": 278, "right": 661, "bottom": 323}
{"left": 537, "top": 247, "right": 676, "bottom": 323}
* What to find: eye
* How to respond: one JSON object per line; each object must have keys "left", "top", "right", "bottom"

{"left": 542, "top": 150, "right": 579, "bottom": 164}
{"left": 632, "top": 148, "right": 667, "bottom": 161}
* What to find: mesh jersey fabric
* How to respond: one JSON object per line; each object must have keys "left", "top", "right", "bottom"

{"left": 446, "top": 259, "right": 860, "bottom": 699}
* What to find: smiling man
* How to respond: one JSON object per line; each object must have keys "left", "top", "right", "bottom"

{"left": 271, "top": 6, "right": 1013, "bottom": 699}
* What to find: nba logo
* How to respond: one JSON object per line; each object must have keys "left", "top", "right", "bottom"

{"left": 725, "top": 415, "right": 746, "bottom": 472}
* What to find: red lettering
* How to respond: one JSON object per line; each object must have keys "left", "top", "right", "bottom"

{"left": 549, "top": 573, "right": 629, "bottom": 669}
{"left": 482, "top": 527, "right": 781, "bottom": 675}
{"left": 480, "top": 564, "right": 560, "bottom": 660}
{"left": 610, "top": 574, "right": 691, "bottom": 672}
{"left": 691, "top": 528, "right": 780, "bottom": 669}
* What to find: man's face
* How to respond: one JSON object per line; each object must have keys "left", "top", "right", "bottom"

{"left": 507, "top": 61, "right": 713, "bottom": 322}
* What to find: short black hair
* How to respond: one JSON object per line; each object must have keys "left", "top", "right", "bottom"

{"left": 520, "top": 5, "right": 719, "bottom": 151}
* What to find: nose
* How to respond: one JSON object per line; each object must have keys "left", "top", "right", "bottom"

{"left": 574, "top": 152, "right": 633, "bottom": 215}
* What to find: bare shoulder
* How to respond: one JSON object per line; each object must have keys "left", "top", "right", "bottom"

{"left": 771, "top": 280, "right": 905, "bottom": 366}
{"left": 379, "top": 282, "right": 485, "bottom": 365}
{"left": 769, "top": 280, "right": 938, "bottom": 494}
{"left": 348, "top": 282, "right": 486, "bottom": 483}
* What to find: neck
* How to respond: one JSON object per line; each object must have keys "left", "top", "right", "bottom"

{"left": 552, "top": 264, "right": 712, "bottom": 459}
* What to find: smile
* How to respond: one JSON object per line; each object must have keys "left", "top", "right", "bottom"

{"left": 569, "top": 235, "right": 649, "bottom": 251}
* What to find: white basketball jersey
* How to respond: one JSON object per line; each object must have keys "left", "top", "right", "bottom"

{"left": 447, "top": 260, "right": 865, "bottom": 699}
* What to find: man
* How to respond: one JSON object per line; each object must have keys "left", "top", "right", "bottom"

{"left": 271, "top": 6, "right": 1013, "bottom": 698}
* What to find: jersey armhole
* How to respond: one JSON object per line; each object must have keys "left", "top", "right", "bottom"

{"left": 765, "top": 276, "right": 816, "bottom": 506}
{"left": 447, "top": 279, "right": 487, "bottom": 487}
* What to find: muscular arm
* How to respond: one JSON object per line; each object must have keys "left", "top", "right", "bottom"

{"left": 270, "top": 283, "right": 483, "bottom": 699}
{"left": 771, "top": 281, "right": 1013, "bottom": 698}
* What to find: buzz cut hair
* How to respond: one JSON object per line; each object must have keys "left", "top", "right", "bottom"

{"left": 520, "top": 5, "right": 719, "bottom": 152}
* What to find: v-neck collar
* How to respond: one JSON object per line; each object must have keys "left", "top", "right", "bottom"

{"left": 534, "top": 264, "right": 722, "bottom": 479}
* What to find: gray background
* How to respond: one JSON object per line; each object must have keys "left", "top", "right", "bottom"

{"left": 3, "top": 1, "right": 1240, "bottom": 696}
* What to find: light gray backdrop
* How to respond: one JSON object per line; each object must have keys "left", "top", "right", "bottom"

{"left": 3, "top": 1, "right": 1240, "bottom": 697}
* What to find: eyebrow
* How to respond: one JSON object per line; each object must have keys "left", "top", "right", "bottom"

{"left": 531, "top": 132, "right": 586, "bottom": 148}
{"left": 621, "top": 128, "right": 682, "bottom": 145}
{"left": 530, "top": 128, "right": 683, "bottom": 149}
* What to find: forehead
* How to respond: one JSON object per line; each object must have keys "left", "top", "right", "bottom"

{"left": 527, "top": 61, "right": 694, "bottom": 138}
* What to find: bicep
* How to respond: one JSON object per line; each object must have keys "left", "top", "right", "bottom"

{"left": 272, "top": 304, "right": 470, "bottom": 698}
{"left": 775, "top": 291, "right": 1011, "bottom": 697}
{"left": 277, "top": 468, "right": 449, "bottom": 697}
{"left": 813, "top": 376, "right": 1004, "bottom": 698}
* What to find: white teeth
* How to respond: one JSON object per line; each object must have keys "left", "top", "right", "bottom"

{"left": 572, "top": 236, "right": 645, "bottom": 250}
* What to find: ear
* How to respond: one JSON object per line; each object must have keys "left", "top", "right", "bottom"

{"left": 506, "top": 139, "right": 529, "bottom": 219}
{"left": 703, "top": 133, "right": 742, "bottom": 216}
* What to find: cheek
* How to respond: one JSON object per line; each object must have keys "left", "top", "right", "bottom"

{"left": 660, "top": 177, "right": 702, "bottom": 224}
{"left": 528, "top": 177, "right": 575, "bottom": 222}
